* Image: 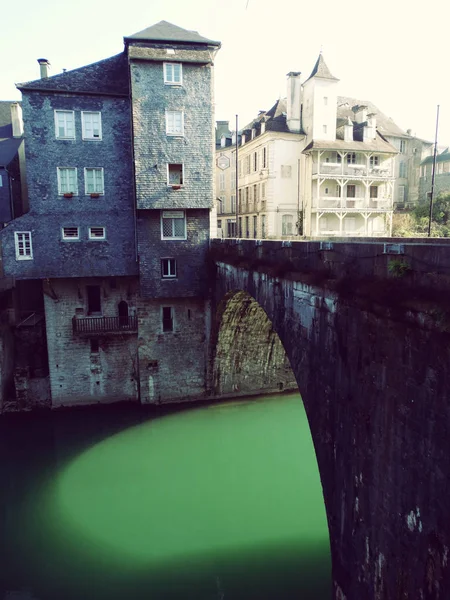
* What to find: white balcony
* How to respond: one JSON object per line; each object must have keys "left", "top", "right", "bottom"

{"left": 314, "top": 196, "right": 393, "bottom": 211}
{"left": 312, "top": 163, "right": 393, "bottom": 179}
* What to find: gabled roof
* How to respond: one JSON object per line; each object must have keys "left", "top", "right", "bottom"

{"left": 303, "top": 133, "right": 398, "bottom": 154}
{"left": 421, "top": 151, "right": 450, "bottom": 166}
{"left": 337, "top": 96, "right": 407, "bottom": 138}
{"left": 0, "top": 101, "right": 23, "bottom": 166}
{"left": 16, "top": 53, "right": 129, "bottom": 96}
{"left": 125, "top": 20, "right": 220, "bottom": 47}
{"left": 304, "top": 54, "right": 339, "bottom": 84}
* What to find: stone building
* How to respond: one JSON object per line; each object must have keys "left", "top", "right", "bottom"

{"left": 0, "top": 21, "right": 220, "bottom": 410}
{"left": 216, "top": 54, "right": 427, "bottom": 238}
{"left": 419, "top": 148, "right": 450, "bottom": 202}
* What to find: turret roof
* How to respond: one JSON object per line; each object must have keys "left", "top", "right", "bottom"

{"left": 304, "top": 54, "right": 339, "bottom": 83}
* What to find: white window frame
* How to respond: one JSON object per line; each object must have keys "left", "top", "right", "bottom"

{"left": 161, "top": 258, "right": 177, "bottom": 279}
{"left": 161, "top": 210, "right": 186, "bottom": 240}
{"left": 282, "top": 214, "right": 294, "bottom": 236}
{"left": 219, "top": 173, "right": 226, "bottom": 191}
{"left": 54, "top": 110, "right": 75, "bottom": 140}
{"left": 57, "top": 167, "right": 78, "bottom": 195}
{"left": 165, "top": 111, "right": 184, "bottom": 136}
{"left": 88, "top": 227, "right": 106, "bottom": 240}
{"left": 84, "top": 168, "right": 104, "bottom": 195}
{"left": 81, "top": 111, "right": 102, "bottom": 141}
{"left": 62, "top": 227, "right": 80, "bottom": 241}
{"left": 164, "top": 63, "right": 182, "bottom": 85}
{"left": 14, "top": 231, "right": 33, "bottom": 260}
{"left": 167, "top": 163, "right": 184, "bottom": 186}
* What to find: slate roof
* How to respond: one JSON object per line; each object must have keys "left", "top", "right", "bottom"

{"left": 302, "top": 134, "right": 398, "bottom": 154}
{"left": 125, "top": 21, "right": 220, "bottom": 47}
{"left": 0, "top": 101, "right": 22, "bottom": 166}
{"left": 304, "top": 54, "right": 339, "bottom": 83}
{"left": 421, "top": 151, "right": 450, "bottom": 166}
{"left": 337, "top": 96, "right": 407, "bottom": 138}
{"left": 16, "top": 53, "right": 129, "bottom": 96}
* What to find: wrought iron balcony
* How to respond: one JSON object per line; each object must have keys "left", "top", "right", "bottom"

{"left": 72, "top": 315, "right": 138, "bottom": 335}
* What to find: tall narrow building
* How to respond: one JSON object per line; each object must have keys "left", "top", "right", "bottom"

{"left": 0, "top": 21, "right": 220, "bottom": 410}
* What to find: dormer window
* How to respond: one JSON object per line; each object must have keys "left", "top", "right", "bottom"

{"left": 164, "top": 63, "right": 182, "bottom": 85}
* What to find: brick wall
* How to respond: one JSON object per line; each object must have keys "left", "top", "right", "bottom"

{"left": 44, "top": 277, "right": 139, "bottom": 407}
{"left": 137, "top": 208, "right": 210, "bottom": 298}
{"left": 137, "top": 296, "right": 208, "bottom": 404}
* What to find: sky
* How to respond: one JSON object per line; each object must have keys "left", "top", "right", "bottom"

{"left": 1, "top": 0, "right": 449, "bottom": 145}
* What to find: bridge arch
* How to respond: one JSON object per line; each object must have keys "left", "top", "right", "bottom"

{"left": 211, "top": 254, "right": 450, "bottom": 600}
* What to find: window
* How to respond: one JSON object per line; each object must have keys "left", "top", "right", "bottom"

{"left": 231, "top": 195, "right": 236, "bottom": 213}
{"left": 245, "top": 187, "right": 249, "bottom": 205}
{"left": 346, "top": 185, "right": 356, "bottom": 198}
{"left": 399, "top": 162, "right": 407, "bottom": 178}
{"left": 227, "top": 219, "right": 236, "bottom": 237}
{"left": 218, "top": 196, "right": 225, "bottom": 214}
{"left": 325, "top": 187, "right": 329, "bottom": 195}
{"left": 81, "top": 112, "right": 102, "bottom": 140}
{"left": 57, "top": 167, "right": 78, "bottom": 195}
{"left": 370, "top": 186, "right": 378, "bottom": 199}
{"left": 323, "top": 125, "right": 327, "bottom": 134}
{"left": 282, "top": 214, "right": 294, "bottom": 236}
{"left": 87, "top": 285, "right": 101, "bottom": 315}
{"left": 84, "top": 168, "right": 104, "bottom": 194}
{"left": 90, "top": 339, "right": 99, "bottom": 353}
{"left": 89, "top": 227, "right": 106, "bottom": 240}
{"left": 253, "top": 152, "right": 258, "bottom": 172}
{"left": 347, "top": 153, "right": 356, "bottom": 164}
{"left": 161, "top": 258, "right": 177, "bottom": 278}
{"left": 245, "top": 216, "right": 250, "bottom": 238}
{"left": 238, "top": 217, "right": 242, "bottom": 237}
{"left": 262, "top": 147, "right": 267, "bottom": 168}
{"left": 245, "top": 155, "right": 251, "bottom": 175}
{"left": 54, "top": 110, "right": 75, "bottom": 139}
{"left": 166, "top": 111, "right": 184, "bottom": 136}
{"left": 62, "top": 227, "right": 79, "bottom": 240}
{"left": 253, "top": 184, "right": 257, "bottom": 202}
{"left": 231, "top": 168, "right": 236, "bottom": 190}
{"left": 370, "top": 155, "right": 379, "bottom": 167}
{"left": 399, "top": 139, "right": 406, "bottom": 153}
{"left": 161, "top": 210, "right": 186, "bottom": 239}
{"left": 336, "top": 154, "right": 342, "bottom": 164}
{"left": 253, "top": 215, "right": 257, "bottom": 238}
{"left": 336, "top": 185, "right": 341, "bottom": 197}
{"left": 168, "top": 164, "right": 184, "bottom": 186}
{"left": 0, "top": 174, "right": 2, "bottom": 187}
{"left": 398, "top": 185, "right": 406, "bottom": 203}
{"left": 261, "top": 215, "right": 266, "bottom": 239}
{"left": 261, "top": 182, "right": 266, "bottom": 199}
{"left": 162, "top": 306, "right": 174, "bottom": 332}
{"left": 219, "top": 173, "right": 225, "bottom": 191}
{"left": 164, "top": 62, "right": 182, "bottom": 84}
{"left": 14, "top": 232, "right": 33, "bottom": 260}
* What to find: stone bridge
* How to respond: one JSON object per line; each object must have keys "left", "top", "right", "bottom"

{"left": 209, "top": 237, "right": 450, "bottom": 600}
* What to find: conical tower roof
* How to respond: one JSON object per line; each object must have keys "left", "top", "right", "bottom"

{"left": 304, "top": 53, "right": 339, "bottom": 83}
{"left": 125, "top": 20, "right": 220, "bottom": 46}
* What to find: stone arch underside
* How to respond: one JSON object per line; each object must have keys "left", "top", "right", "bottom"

{"left": 213, "top": 260, "right": 450, "bottom": 600}
{"left": 212, "top": 290, "right": 297, "bottom": 397}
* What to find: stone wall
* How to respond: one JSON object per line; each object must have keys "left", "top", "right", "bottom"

{"left": 44, "top": 277, "right": 139, "bottom": 407}
{"left": 213, "top": 239, "right": 450, "bottom": 600}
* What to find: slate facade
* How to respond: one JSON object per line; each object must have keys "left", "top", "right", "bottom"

{"left": 0, "top": 21, "right": 220, "bottom": 410}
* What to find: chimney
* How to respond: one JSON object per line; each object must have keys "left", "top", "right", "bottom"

{"left": 37, "top": 58, "right": 50, "bottom": 79}
{"left": 363, "top": 113, "right": 377, "bottom": 142}
{"left": 10, "top": 103, "right": 23, "bottom": 137}
{"left": 286, "top": 71, "right": 302, "bottom": 132}
{"left": 344, "top": 117, "right": 353, "bottom": 142}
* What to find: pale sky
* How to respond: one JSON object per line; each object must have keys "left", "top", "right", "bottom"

{"left": 2, "top": 0, "right": 449, "bottom": 145}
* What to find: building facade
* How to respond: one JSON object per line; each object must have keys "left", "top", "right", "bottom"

{"left": 0, "top": 21, "right": 220, "bottom": 410}
{"left": 216, "top": 55, "right": 430, "bottom": 238}
{"left": 419, "top": 149, "right": 450, "bottom": 203}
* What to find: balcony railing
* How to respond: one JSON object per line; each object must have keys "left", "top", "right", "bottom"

{"left": 72, "top": 315, "right": 138, "bottom": 334}
{"left": 313, "top": 163, "right": 393, "bottom": 178}
{"left": 313, "top": 196, "right": 393, "bottom": 210}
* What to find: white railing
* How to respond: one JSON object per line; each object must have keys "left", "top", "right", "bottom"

{"left": 314, "top": 196, "right": 393, "bottom": 210}
{"left": 313, "top": 163, "right": 393, "bottom": 178}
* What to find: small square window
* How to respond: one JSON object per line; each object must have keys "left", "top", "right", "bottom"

{"left": 161, "top": 258, "right": 177, "bottom": 278}
{"left": 54, "top": 110, "right": 75, "bottom": 140}
{"left": 168, "top": 164, "right": 183, "bottom": 186}
{"left": 62, "top": 227, "right": 79, "bottom": 240}
{"left": 14, "top": 231, "right": 33, "bottom": 260}
{"left": 161, "top": 210, "right": 186, "bottom": 239}
{"left": 162, "top": 306, "right": 174, "bottom": 332}
{"left": 81, "top": 112, "right": 102, "bottom": 140}
{"left": 164, "top": 63, "right": 182, "bottom": 85}
{"left": 166, "top": 111, "right": 184, "bottom": 136}
{"left": 89, "top": 227, "right": 106, "bottom": 240}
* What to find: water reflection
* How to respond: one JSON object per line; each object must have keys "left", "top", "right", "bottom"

{"left": 0, "top": 393, "right": 331, "bottom": 599}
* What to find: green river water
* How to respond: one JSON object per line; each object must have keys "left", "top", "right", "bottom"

{"left": 0, "top": 392, "right": 331, "bottom": 599}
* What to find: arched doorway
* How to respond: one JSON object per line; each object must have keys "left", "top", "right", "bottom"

{"left": 118, "top": 300, "right": 129, "bottom": 327}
